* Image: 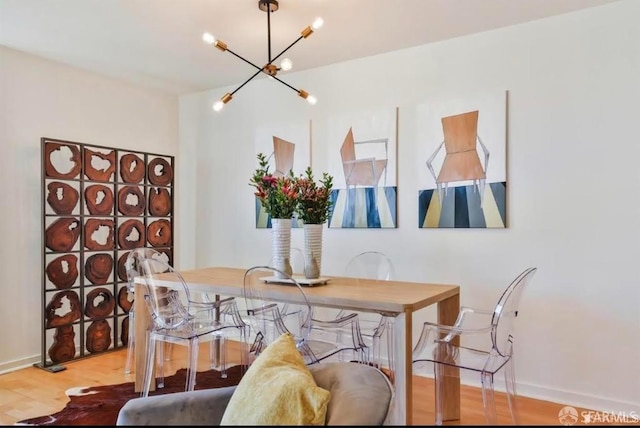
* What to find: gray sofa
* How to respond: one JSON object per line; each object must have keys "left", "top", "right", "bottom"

{"left": 116, "top": 362, "right": 394, "bottom": 426}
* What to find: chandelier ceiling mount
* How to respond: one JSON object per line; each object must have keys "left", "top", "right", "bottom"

{"left": 203, "top": 0, "right": 323, "bottom": 112}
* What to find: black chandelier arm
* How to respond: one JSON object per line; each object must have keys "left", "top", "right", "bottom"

{"left": 229, "top": 68, "right": 264, "bottom": 96}
{"left": 225, "top": 33, "right": 304, "bottom": 76}
{"left": 226, "top": 48, "right": 266, "bottom": 75}
{"left": 270, "top": 75, "right": 301, "bottom": 94}
{"left": 229, "top": 68, "right": 301, "bottom": 98}
{"left": 225, "top": 39, "right": 307, "bottom": 91}
{"left": 270, "top": 35, "right": 304, "bottom": 64}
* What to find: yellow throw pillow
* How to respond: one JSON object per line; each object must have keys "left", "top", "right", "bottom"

{"left": 220, "top": 332, "right": 330, "bottom": 425}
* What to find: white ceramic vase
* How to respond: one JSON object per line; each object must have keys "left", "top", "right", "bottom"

{"left": 303, "top": 223, "right": 324, "bottom": 279}
{"left": 271, "top": 218, "right": 292, "bottom": 279}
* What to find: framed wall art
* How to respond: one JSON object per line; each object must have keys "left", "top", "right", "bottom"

{"left": 325, "top": 107, "right": 398, "bottom": 228}
{"left": 416, "top": 90, "right": 507, "bottom": 228}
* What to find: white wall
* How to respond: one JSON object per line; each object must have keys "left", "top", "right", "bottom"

{"left": 179, "top": 1, "right": 640, "bottom": 413}
{"left": 0, "top": 46, "right": 178, "bottom": 372}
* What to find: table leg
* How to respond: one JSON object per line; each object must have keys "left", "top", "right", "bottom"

{"left": 437, "top": 293, "right": 460, "bottom": 422}
{"left": 134, "top": 283, "right": 152, "bottom": 393}
{"left": 392, "top": 310, "right": 412, "bottom": 425}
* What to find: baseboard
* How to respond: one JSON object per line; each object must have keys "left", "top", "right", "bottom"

{"left": 514, "top": 381, "right": 640, "bottom": 415}
{"left": 413, "top": 371, "right": 639, "bottom": 415}
{"left": 0, "top": 354, "right": 41, "bottom": 375}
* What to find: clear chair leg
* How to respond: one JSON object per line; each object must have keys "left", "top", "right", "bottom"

{"left": 165, "top": 342, "right": 173, "bottom": 361}
{"left": 219, "top": 336, "right": 228, "bottom": 379}
{"left": 336, "top": 330, "right": 345, "bottom": 362}
{"left": 206, "top": 335, "right": 227, "bottom": 377}
{"left": 480, "top": 371, "right": 497, "bottom": 425}
{"left": 156, "top": 341, "right": 165, "bottom": 389}
{"left": 186, "top": 338, "right": 199, "bottom": 391}
{"left": 384, "top": 316, "right": 395, "bottom": 383}
{"left": 244, "top": 326, "right": 252, "bottom": 369}
{"left": 141, "top": 337, "right": 157, "bottom": 398}
{"left": 434, "top": 362, "right": 445, "bottom": 426}
{"left": 357, "top": 346, "right": 369, "bottom": 365}
{"left": 372, "top": 334, "right": 381, "bottom": 368}
{"left": 433, "top": 342, "right": 461, "bottom": 425}
{"left": 504, "top": 357, "right": 519, "bottom": 425}
{"left": 209, "top": 337, "right": 220, "bottom": 370}
{"left": 239, "top": 327, "right": 248, "bottom": 372}
{"left": 124, "top": 310, "right": 135, "bottom": 375}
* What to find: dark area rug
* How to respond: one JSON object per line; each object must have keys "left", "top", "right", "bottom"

{"left": 16, "top": 365, "right": 246, "bottom": 426}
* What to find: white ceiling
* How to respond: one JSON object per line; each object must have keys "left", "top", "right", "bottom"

{"left": 0, "top": 0, "right": 619, "bottom": 95}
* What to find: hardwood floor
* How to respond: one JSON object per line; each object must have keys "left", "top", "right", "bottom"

{"left": 0, "top": 343, "right": 599, "bottom": 425}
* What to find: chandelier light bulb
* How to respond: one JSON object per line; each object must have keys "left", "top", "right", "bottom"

{"left": 202, "top": 32, "right": 216, "bottom": 45}
{"left": 307, "top": 95, "right": 317, "bottom": 105}
{"left": 312, "top": 17, "right": 324, "bottom": 30}
{"left": 213, "top": 100, "right": 224, "bottom": 112}
{"left": 280, "top": 58, "right": 293, "bottom": 71}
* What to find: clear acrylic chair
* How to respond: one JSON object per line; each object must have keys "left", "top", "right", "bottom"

{"left": 412, "top": 267, "right": 537, "bottom": 425}
{"left": 124, "top": 248, "right": 184, "bottom": 374}
{"left": 123, "top": 248, "right": 173, "bottom": 375}
{"left": 242, "top": 265, "right": 369, "bottom": 366}
{"left": 342, "top": 251, "right": 396, "bottom": 375}
{"left": 134, "top": 250, "right": 248, "bottom": 397}
{"left": 302, "top": 252, "right": 393, "bottom": 368}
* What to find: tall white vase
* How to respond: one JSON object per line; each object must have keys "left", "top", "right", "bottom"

{"left": 303, "top": 223, "right": 324, "bottom": 279}
{"left": 271, "top": 218, "right": 292, "bottom": 279}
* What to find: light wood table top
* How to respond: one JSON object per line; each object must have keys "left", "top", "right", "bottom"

{"left": 161, "top": 266, "right": 459, "bottom": 314}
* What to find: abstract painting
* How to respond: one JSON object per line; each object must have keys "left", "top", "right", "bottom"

{"left": 254, "top": 120, "right": 311, "bottom": 228}
{"left": 417, "top": 90, "right": 507, "bottom": 228}
{"left": 326, "top": 107, "right": 398, "bottom": 228}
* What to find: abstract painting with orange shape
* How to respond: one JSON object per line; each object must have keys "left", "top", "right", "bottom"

{"left": 253, "top": 120, "right": 311, "bottom": 228}
{"left": 326, "top": 107, "right": 398, "bottom": 228}
{"left": 417, "top": 91, "right": 507, "bottom": 228}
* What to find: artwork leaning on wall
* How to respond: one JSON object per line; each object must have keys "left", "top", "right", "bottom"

{"left": 40, "top": 137, "right": 175, "bottom": 370}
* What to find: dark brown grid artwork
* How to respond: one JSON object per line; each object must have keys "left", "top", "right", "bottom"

{"left": 40, "top": 137, "right": 174, "bottom": 368}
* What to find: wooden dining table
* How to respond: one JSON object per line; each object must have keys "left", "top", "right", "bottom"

{"left": 133, "top": 266, "right": 460, "bottom": 425}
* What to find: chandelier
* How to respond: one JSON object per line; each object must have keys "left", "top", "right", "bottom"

{"left": 203, "top": 0, "right": 323, "bottom": 112}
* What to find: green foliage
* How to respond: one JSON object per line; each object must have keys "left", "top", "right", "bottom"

{"left": 295, "top": 166, "right": 334, "bottom": 224}
{"left": 249, "top": 154, "right": 334, "bottom": 223}
{"left": 249, "top": 153, "right": 298, "bottom": 219}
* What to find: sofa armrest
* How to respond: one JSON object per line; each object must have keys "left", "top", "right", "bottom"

{"left": 116, "top": 385, "right": 237, "bottom": 426}
{"left": 309, "top": 362, "right": 393, "bottom": 425}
